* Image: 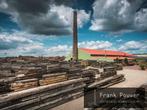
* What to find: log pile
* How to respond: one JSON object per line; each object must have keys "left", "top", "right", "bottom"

{"left": 67, "top": 67, "right": 82, "bottom": 80}
{"left": 0, "top": 59, "right": 126, "bottom": 109}
{"left": 0, "top": 78, "right": 88, "bottom": 110}
{"left": 101, "top": 67, "right": 117, "bottom": 78}
{"left": 0, "top": 62, "right": 95, "bottom": 93}
{"left": 39, "top": 72, "right": 67, "bottom": 86}
{"left": 10, "top": 79, "right": 38, "bottom": 92}
{"left": 82, "top": 70, "right": 95, "bottom": 84}
{"left": 88, "top": 74, "right": 125, "bottom": 88}
{"left": 0, "top": 77, "right": 16, "bottom": 93}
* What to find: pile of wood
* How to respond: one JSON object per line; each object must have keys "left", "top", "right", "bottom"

{"left": 0, "top": 60, "right": 127, "bottom": 110}
{"left": 0, "top": 61, "right": 96, "bottom": 93}
{"left": 0, "top": 77, "right": 16, "bottom": 93}
{"left": 82, "top": 70, "right": 96, "bottom": 84}
{"left": 10, "top": 79, "right": 38, "bottom": 92}
{"left": 88, "top": 74, "right": 125, "bottom": 88}
{"left": 0, "top": 78, "right": 88, "bottom": 110}
{"left": 39, "top": 72, "right": 67, "bottom": 86}
{"left": 67, "top": 67, "right": 82, "bottom": 80}
{"left": 101, "top": 67, "right": 117, "bottom": 78}
{"left": 47, "top": 64, "right": 68, "bottom": 73}
{"left": 114, "top": 64, "right": 123, "bottom": 70}
{"left": 0, "top": 82, "right": 11, "bottom": 93}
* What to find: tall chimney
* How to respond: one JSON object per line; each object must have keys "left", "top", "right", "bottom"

{"left": 72, "top": 11, "right": 78, "bottom": 61}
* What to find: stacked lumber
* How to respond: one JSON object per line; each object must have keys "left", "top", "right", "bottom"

{"left": 39, "top": 72, "right": 67, "bottom": 86}
{"left": 114, "top": 64, "right": 123, "bottom": 70}
{"left": 0, "top": 70, "right": 15, "bottom": 77}
{"left": 10, "top": 79, "right": 38, "bottom": 92}
{"left": 0, "top": 77, "right": 16, "bottom": 93}
{"left": 67, "top": 67, "right": 82, "bottom": 80}
{"left": 101, "top": 67, "right": 117, "bottom": 78}
{"left": 82, "top": 70, "right": 95, "bottom": 84}
{"left": 0, "top": 78, "right": 88, "bottom": 110}
{"left": 88, "top": 74, "right": 125, "bottom": 88}
{"left": 47, "top": 64, "right": 68, "bottom": 73}
{"left": 0, "top": 82, "right": 11, "bottom": 93}
{"left": 15, "top": 68, "right": 44, "bottom": 80}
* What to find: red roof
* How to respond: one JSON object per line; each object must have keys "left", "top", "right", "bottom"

{"left": 80, "top": 48, "right": 134, "bottom": 57}
{"left": 91, "top": 56, "right": 134, "bottom": 60}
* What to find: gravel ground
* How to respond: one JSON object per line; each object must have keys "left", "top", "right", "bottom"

{"left": 52, "top": 68, "right": 147, "bottom": 110}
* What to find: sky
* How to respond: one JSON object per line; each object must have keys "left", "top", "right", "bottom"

{"left": 0, "top": 0, "right": 147, "bottom": 57}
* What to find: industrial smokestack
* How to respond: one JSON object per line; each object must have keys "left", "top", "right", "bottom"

{"left": 72, "top": 10, "right": 78, "bottom": 61}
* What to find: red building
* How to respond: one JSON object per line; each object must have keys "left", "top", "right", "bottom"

{"left": 80, "top": 48, "right": 135, "bottom": 61}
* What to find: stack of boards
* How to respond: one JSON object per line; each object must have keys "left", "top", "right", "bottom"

{"left": 1, "top": 66, "right": 95, "bottom": 92}
{"left": 10, "top": 79, "right": 38, "bottom": 92}
{"left": 39, "top": 72, "right": 67, "bottom": 86}
{"left": 88, "top": 74, "right": 125, "bottom": 88}
{"left": 0, "top": 78, "right": 88, "bottom": 110}
{"left": 0, "top": 74, "right": 125, "bottom": 110}
{"left": 10, "top": 72, "right": 68, "bottom": 92}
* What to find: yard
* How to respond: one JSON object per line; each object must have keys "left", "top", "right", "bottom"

{"left": 52, "top": 68, "right": 147, "bottom": 110}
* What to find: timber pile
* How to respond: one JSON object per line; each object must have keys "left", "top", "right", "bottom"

{"left": 0, "top": 82, "right": 11, "bottom": 93}
{"left": 67, "top": 67, "right": 82, "bottom": 80}
{"left": 15, "top": 67, "right": 44, "bottom": 80}
{"left": 88, "top": 74, "right": 125, "bottom": 88}
{"left": 47, "top": 64, "right": 68, "bottom": 73}
{"left": 82, "top": 70, "right": 95, "bottom": 84}
{"left": 0, "top": 70, "right": 15, "bottom": 77}
{"left": 10, "top": 79, "right": 38, "bottom": 92}
{"left": 0, "top": 77, "right": 16, "bottom": 93}
{"left": 0, "top": 62, "right": 94, "bottom": 93}
{"left": 0, "top": 59, "right": 126, "bottom": 109}
{"left": 101, "top": 67, "right": 117, "bottom": 78}
{"left": 0, "top": 78, "right": 88, "bottom": 110}
{"left": 39, "top": 72, "right": 67, "bottom": 86}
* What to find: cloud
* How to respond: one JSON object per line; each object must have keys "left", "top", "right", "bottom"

{"left": 0, "top": 35, "right": 113, "bottom": 57}
{"left": 48, "top": 45, "right": 72, "bottom": 56}
{"left": 0, "top": 32, "right": 33, "bottom": 50}
{"left": 90, "top": 0, "right": 147, "bottom": 32}
{"left": 0, "top": 0, "right": 8, "bottom": 9}
{"left": 0, "top": 0, "right": 90, "bottom": 35}
{"left": 46, "top": 40, "right": 113, "bottom": 56}
{"left": 119, "top": 40, "right": 147, "bottom": 53}
{"left": 1, "top": 33, "right": 146, "bottom": 56}
{"left": 0, "top": 32, "right": 48, "bottom": 56}
{"left": 78, "top": 40, "right": 112, "bottom": 49}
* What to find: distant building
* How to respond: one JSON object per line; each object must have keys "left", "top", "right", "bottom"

{"left": 66, "top": 48, "right": 135, "bottom": 61}
{"left": 135, "top": 54, "right": 147, "bottom": 58}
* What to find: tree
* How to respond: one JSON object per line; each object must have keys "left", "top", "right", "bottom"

{"left": 124, "top": 58, "right": 129, "bottom": 65}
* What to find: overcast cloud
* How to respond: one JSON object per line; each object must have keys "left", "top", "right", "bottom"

{"left": 90, "top": 0, "right": 147, "bottom": 32}
{"left": 0, "top": 0, "right": 90, "bottom": 35}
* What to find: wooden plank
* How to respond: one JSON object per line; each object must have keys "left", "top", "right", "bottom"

{"left": 42, "top": 72, "right": 67, "bottom": 78}
{"left": 39, "top": 77, "right": 67, "bottom": 86}
{"left": 14, "top": 78, "right": 38, "bottom": 83}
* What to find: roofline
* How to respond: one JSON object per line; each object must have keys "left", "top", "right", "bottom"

{"left": 79, "top": 48, "right": 135, "bottom": 57}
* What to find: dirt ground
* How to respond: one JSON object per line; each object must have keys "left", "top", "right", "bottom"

{"left": 52, "top": 68, "right": 147, "bottom": 110}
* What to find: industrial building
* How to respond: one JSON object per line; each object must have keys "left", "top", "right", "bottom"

{"left": 67, "top": 48, "right": 135, "bottom": 61}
